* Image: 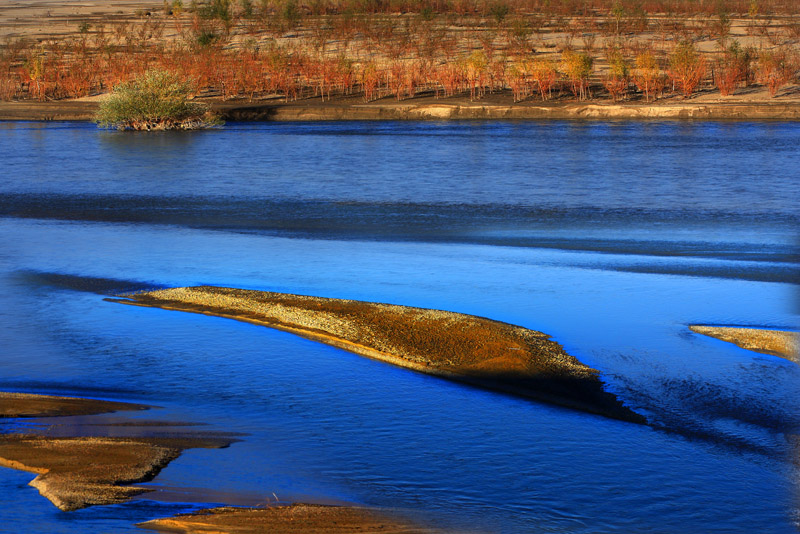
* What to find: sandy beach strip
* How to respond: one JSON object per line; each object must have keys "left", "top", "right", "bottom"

{"left": 689, "top": 326, "right": 798, "bottom": 363}
{"left": 110, "top": 286, "right": 644, "bottom": 424}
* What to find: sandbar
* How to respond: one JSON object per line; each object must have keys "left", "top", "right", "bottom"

{"left": 0, "top": 392, "right": 234, "bottom": 511}
{"left": 0, "top": 391, "right": 149, "bottom": 418}
{"left": 110, "top": 286, "right": 644, "bottom": 424}
{"left": 139, "top": 504, "right": 456, "bottom": 533}
{"left": 689, "top": 325, "right": 798, "bottom": 363}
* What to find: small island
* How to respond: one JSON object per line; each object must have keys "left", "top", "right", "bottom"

{"left": 110, "top": 286, "right": 644, "bottom": 424}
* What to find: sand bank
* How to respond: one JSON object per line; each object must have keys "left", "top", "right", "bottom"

{"left": 0, "top": 392, "right": 234, "bottom": 511}
{"left": 139, "top": 504, "right": 454, "bottom": 534}
{"left": 690, "top": 326, "right": 798, "bottom": 363}
{"left": 110, "top": 286, "right": 644, "bottom": 424}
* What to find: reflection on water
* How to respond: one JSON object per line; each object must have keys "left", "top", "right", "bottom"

{"left": 0, "top": 121, "right": 798, "bottom": 533}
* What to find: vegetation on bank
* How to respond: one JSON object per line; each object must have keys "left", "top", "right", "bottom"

{"left": 94, "top": 69, "right": 220, "bottom": 130}
{"left": 0, "top": 0, "right": 799, "bottom": 105}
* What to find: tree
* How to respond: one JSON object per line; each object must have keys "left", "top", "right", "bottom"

{"left": 531, "top": 58, "right": 558, "bottom": 100}
{"left": 757, "top": 47, "right": 798, "bottom": 97}
{"left": 603, "top": 45, "right": 629, "bottom": 101}
{"left": 669, "top": 41, "right": 706, "bottom": 98}
{"left": 94, "top": 69, "right": 220, "bottom": 130}
{"left": 633, "top": 50, "right": 663, "bottom": 102}
{"left": 561, "top": 49, "right": 593, "bottom": 100}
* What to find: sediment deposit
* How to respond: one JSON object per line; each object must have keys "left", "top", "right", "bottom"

{"left": 112, "top": 286, "right": 644, "bottom": 423}
{"left": 690, "top": 325, "right": 798, "bottom": 363}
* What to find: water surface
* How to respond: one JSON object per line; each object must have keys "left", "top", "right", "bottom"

{"left": 0, "top": 120, "right": 798, "bottom": 533}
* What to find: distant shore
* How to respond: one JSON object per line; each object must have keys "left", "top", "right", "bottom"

{"left": 2, "top": 95, "right": 800, "bottom": 122}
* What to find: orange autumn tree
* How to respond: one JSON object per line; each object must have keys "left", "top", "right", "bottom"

{"left": 669, "top": 41, "right": 707, "bottom": 98}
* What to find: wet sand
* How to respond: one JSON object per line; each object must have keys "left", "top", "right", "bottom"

{"left": 110, "top": 286, "right": 645, "bottom": 424}
{"left": 690, "top": 326, "right": 798, "bottom": 363}
{"left": 0, "top": 392, "right": 234, "bottom": 511}
{"left": 139, "top": 504, "right": 455, "bottom": 534}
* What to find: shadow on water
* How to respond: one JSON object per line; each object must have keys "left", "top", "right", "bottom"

{"left": 13, "top": 271, "right": 166, "bottom": 295}
{"left": 2, "top": 196, "right": 798, "bottom": 284}
{"left": 614, "top": 360, "right": 800, "bottom": 461}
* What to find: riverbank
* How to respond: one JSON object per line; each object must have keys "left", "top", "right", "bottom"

{"left": 3, "top": 94, "right": 800, "bottom": 122}
{"left": 110, "top": 286, "right": 645, "bottom": 424}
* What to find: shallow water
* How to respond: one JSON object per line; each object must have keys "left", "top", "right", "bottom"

{"left": 0, "top": 120, "right": 798, "bottom": 533}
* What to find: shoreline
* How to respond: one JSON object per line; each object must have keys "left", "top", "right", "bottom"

{"left": 3, "top": 97, "right": 800, "bottom": 122}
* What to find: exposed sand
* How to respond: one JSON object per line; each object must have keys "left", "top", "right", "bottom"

{"left": 139, "top": 504, "right": 455, "bottom": 534}
{"left": 0, "top": 392, "right": 234, "bottom": 511}
{"left": 110, "top": 286, "right": 644, "bottom": 424}
{"left": 690, "top": 326, "right": 799, "bottom": 363}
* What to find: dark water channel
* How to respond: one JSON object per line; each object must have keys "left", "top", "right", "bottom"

{"left": 0, "top": 120, "right": 798, "bottom": 533}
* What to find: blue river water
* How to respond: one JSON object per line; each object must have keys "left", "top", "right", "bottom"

{"left": 0, "top": 120, "right": 798, "bottom": 533}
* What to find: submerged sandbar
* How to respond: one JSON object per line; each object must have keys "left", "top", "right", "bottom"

{"left": 112, "top": 286, "right": 644, "bottom": 424}
{"left": 689, "top": 326, "right": 798, "bottom": 363}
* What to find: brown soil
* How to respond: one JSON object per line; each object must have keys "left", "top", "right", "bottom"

{"left": 139, "top": 504, "right": 456, "bottom": 534}
{"left": 689, "top": 325, "right": 799, "bottom": 363}
{"left": 110, "top": 286, "right": 645, "bottom": 424}
{"left": 0, "top": 392, "right": 234, "bottom": 511}
{"left": 0, "top": 391, "right": 149, "bottom": 418}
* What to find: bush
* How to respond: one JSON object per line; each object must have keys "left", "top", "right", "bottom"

{"left": 94, "top": 70, "right": 220, "bottom": 130}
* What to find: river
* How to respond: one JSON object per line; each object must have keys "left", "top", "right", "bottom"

{"left": 0, "top": 120, "right": 798, "bottom": 533}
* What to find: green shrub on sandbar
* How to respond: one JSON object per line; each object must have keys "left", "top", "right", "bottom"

{"left": 94, "top": 70, "right": 221, "bottom": 130}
